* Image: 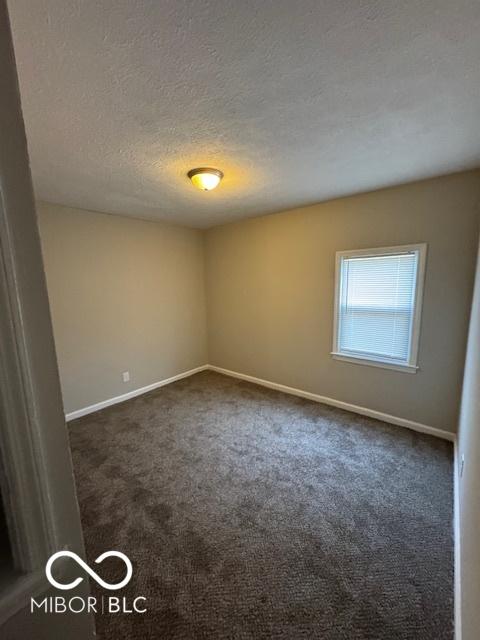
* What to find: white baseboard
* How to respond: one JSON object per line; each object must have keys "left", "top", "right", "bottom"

{"left": 65, "top": 365, "right": 209, "bottom": 421}
{"left": 453, "top": 441, "right": 462, "bottom": 640}
{"left": 66, "top": 362, "right": 456, "bottom": 442}
{"left": 208, "top": 365, "right": 455, "bottom": 442}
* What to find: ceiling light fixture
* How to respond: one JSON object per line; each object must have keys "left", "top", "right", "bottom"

{"left": 187, "top": 167, "right": 223, "bottom": 191}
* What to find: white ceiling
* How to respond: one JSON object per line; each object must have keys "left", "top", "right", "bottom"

{"left": 8, "top": 0, "right": 480, "bottom": 228}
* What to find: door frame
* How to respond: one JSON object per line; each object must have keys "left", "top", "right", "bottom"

{"left": 0, "top": 2, "right": 93, "bottom": 634}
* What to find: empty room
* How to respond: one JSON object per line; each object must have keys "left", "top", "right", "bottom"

{"left": 0, "top": 1, "right": 479, "bottom": 639}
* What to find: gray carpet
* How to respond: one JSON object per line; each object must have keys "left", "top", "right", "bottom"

{"left": 69, "top": 370, "right": 453, "bottom": 640}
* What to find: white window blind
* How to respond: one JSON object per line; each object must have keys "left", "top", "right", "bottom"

{"left": 333, "top": 245, "right": 426, "bottom": 371}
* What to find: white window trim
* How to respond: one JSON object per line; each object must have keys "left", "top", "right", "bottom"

{"left": 331, "top": 243, "right": 427, "bottom": 373}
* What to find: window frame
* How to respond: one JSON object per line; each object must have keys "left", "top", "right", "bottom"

{"left": 331, "top": 243, "right": 427, "bottom": 374}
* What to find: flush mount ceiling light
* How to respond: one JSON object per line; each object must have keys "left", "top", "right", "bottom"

{"left": 187, "top": 167, "right": 223, "bottom": 191}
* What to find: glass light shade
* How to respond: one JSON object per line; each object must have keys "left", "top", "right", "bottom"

{"left": 188, "top": 168, "right": 223, "bottom": 191}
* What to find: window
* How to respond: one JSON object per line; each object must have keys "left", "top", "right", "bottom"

{"left": 332, "top": 244, "right": 427, "bottom": 373}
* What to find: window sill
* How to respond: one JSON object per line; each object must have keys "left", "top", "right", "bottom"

{"left": 330, "top": 352, "right": 418, "bottom": 374}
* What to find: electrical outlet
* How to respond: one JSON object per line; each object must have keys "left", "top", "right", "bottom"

{"left": 122, "top": 371, "right": 130, "bottom": 383}
{"left": 460, "top": 454, "right": 465, "bottom": 477}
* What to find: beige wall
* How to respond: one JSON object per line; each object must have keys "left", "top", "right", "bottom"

{"left": 458, "top": 241, "right": 480, "bottom": 640}
{"left": 38, "top": 202, "right": 208, "bottom": 414}
{"left": 40, "top": 171, "right": 480, "bottom": 430}
{"left": 205, "top": 171, "right": 480, "bottom": 433}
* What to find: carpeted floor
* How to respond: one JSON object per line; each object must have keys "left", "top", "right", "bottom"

{"left": 68, "top": 370, "right": 453, "bottom": 640}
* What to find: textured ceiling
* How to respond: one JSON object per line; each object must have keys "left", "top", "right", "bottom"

{"left": 8, "top": 0, "right": 480, "bottom": 228}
